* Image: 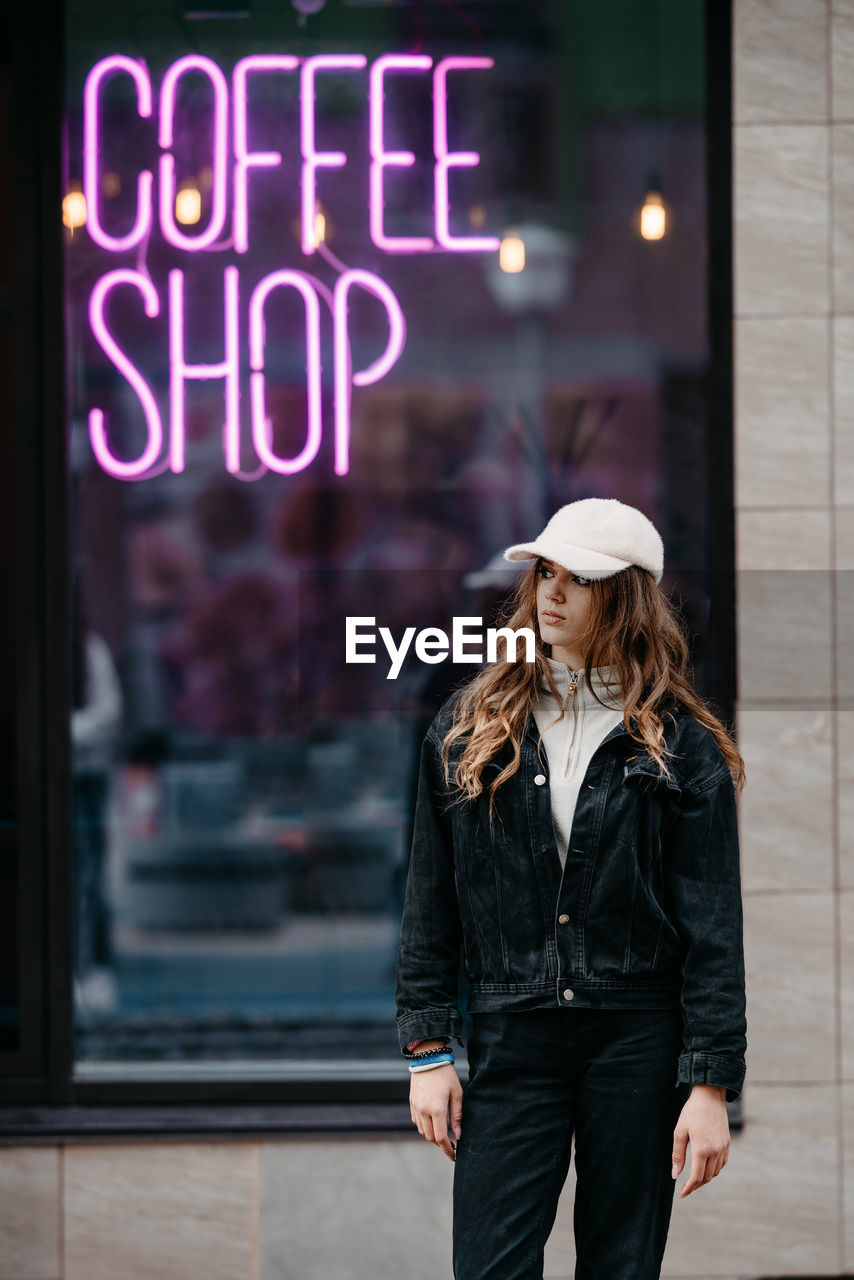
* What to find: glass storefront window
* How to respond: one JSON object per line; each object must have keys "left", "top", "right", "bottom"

{"left": 63, "top": 0, "right": 713, "bottom": 1081}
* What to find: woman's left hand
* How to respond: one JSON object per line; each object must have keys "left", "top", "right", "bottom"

{"left": 671, "top": 1083, "right": 730, "bottom": 1197}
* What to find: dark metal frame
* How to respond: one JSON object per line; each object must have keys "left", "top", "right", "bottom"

{"left": 0, "top": 0, "right": 735, "bottom": 1135}
{"left": 704, "top": 0, "right": 737, "bottom": 736}
{"left": 1, "top": 0, "right": 69, "bottom": 1102}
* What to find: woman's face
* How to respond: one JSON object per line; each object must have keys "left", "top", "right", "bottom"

{"left": 535, "top": 558, "right": 595, "bottom": 668}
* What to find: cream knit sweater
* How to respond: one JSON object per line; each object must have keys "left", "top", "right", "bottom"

{"left": 532, "top": 655, "right": 626, "bottom": 870}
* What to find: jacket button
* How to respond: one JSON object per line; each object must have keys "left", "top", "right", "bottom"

{"left": 558, "top": 913, "right": 570, "bottom": 924}
{"left": 563, "top": 988, "right": 574, "bottom": 1000}
{"left": 534, "top": 774, "right": 546, "bottom": 786}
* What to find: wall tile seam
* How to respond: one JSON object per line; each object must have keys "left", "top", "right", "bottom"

{"left": 732, "top": 108, "right": 829, "bottom": 122}
{"left": 826, "top": 14, "right": 847, "bottom": 1251}
{"left": 0, "top": 1141, "right": 440, "bottom": 1162}
{"left": 734, "top": 311, "right": 833, "bottom": 319}
{"left": 825, "top": 0, "right": 845, "bottom": 1171}
{"left": 0, "top": 1136, "right": 440, "bottom": 1154}
{"left": 736, "top": 310, "right": 854, "bottom": 320}
{"left": 739, "top": 323, "right": 854, "bottom": 335}
{"left": 251, "top": 1143, "right": 260, "bottom": 1280}
{"left": 733, "top": 507, "right": 836, "bottom": 516}
{"left": 735, "top": 315, "right": 832, "bottom": 323}
{"left": 742, "top": 888, "right": 843, "bottom": 897}
{"left": 734, "top": 554, "right": 834, "bottom": 568}
{"left": 733, "top": 121, "right": 831, "bottom": 130}
{"left": 735, "top": 712, "right": 848, "bottom": 718}
{"left": 745, "top": 895, "right": 838, "bottom": 905}
{"left": 736, "top": 1079, "right": 849, "bottom": 1088}
{"left": 58, "top": 1142, "right": 64, "bottom": 1280}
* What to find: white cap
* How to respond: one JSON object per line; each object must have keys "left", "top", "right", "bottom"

{"left": 503, "top": 498, "right": 664, "bottom": 584}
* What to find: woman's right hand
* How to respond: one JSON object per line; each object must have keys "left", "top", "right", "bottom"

{"left": 410, "top": 1064, "right": 463, "bottom": 1161}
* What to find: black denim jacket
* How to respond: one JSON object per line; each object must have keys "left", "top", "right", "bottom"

{"left": 394, "top": 691, "right": 747, "bottom": 1102}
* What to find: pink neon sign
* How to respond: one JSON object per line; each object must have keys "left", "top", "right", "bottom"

{"left": 159, "top": 56, "right": 230, "bottom": 251}
{"left": 369, "top": 54, "right": 434, "bottom": 253}
{"left": 87, "top": 264, "right": 406, "bottom": 480}
{"left": 84, "top": 57, "right": 154, "bottom": 253}
{"left": 300, "top": 54, "right": 368, "bottom": 256}
{"left": 249, "top": 270, "right": 323, "bottom": 474}
{"left": 434, "top": 57, "right": 500, "bottom": 252}
{"left": 233, "top": 55, "right": 299, "bottom": 255}
{"left": 333, "top": 271, "right": 406, "bottom": 476}
{"left": 169, "top": 266, "right": 240, "bottom": 472}
{"left": 80, "top": 51, "right": 500, "bottom": 479}
{"left": 88, "top": 270, "right": 163, "bottom": 478}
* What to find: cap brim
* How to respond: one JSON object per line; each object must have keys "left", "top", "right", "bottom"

{"left": 502, "top": 538, "right": 630, "bottom": 579}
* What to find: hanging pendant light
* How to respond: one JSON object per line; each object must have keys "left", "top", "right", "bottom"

{"left": 639, "top": 172, "right": 667, "bottom": 241}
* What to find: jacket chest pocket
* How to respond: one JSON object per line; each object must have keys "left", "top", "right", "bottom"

{"left": 621, "top": 755, "right": 682, "bottom": 795}
{"left": 613, "top": 754, "right": 680, "bottom": 850}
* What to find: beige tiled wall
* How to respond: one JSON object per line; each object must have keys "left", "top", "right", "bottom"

{"left": 2, "top": 3, "right": 852, "bottom": 1279}
{"left": 0, "top": 1138, "right": 455, "bottom": 1280}
{"left": 726, "top": 0, "right": 850, "bottom": 1277}
{"left": 0, "top": 1147, "right": 60, "bottom": 1279}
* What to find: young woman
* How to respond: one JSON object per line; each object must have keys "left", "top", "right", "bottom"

{"left": 394, "top": 497, "right": 747, "bottom": 1280}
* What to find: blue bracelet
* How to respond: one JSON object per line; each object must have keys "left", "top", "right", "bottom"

{"left": 408, "top": 1053, "right": 455, "bottom": 1072}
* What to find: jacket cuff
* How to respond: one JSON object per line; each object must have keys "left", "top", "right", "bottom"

{"left": 397, "top": 1008, "right": 464, "bottom": 1055}
{"left": 677, "top": 1050, "right": 745, "bottom": 1103}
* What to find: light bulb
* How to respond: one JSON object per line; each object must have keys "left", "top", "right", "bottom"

{"left": 175, "top": 186, "right": 202, "bottom": 226}
{"left": 640, "top": 191, "right": 666, "bottom": 241}
{"left": 62, "top": 188, "right": 87, "bottom": 232}
{"left": 499, "top": 232, "right": 525, "bottom": 274}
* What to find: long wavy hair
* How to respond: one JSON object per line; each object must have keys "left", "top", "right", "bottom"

{"left": 439, "top": 557, "right": 745, "bottom": 818}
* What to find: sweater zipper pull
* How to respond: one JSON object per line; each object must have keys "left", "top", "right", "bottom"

{"left": 561, "top": 669, "right": 581, "bottom": 712}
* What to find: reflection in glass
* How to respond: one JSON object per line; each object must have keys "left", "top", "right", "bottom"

{"left": 64, "top": 0, "right": 712, "bottom": 1078}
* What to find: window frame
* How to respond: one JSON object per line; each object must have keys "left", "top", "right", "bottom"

{"left": 0, "top": 0, "right": 735, "bottom": 1136}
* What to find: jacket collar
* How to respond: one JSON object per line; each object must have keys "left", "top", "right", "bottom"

{"left": 524, "top": 709, "right": 633, "bottom": 749}
{"left": 523, "top": 702, "right": 683, "bottom": 755}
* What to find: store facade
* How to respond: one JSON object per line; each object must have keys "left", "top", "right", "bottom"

{"left": 3, "top": 0, "right": 731, "bottom": 1099}
{"left": 20, "top": 0, "right": 854, "bottom": 1275}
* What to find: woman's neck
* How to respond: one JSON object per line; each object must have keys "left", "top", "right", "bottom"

{"left": 545, "top": 646, "right": 586, "bottom": 670}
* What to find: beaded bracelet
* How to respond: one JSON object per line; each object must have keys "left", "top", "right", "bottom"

{"left": 408, "top": 1045, "right": 453, "bottom": 1061}
{"left": 403, "top": 1037, "right": 451, "bottom": 1058}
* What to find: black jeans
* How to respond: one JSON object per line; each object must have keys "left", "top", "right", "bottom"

{"left": 452, "top": 1007, "right": 689, "bottom": 1280}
